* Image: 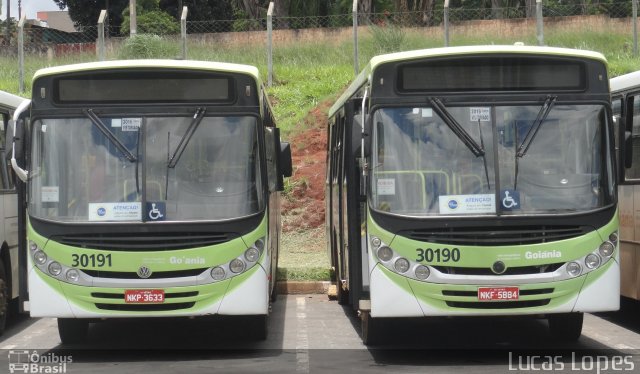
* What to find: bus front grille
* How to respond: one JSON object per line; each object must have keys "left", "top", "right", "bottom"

{"left": 433, "top": 263, "right": 563, "bottom": 276}
{"left": 445, "top": 300, "right": 551, "bottom": 309}
{"left": 52, "top": 232, "right": 236, "bottom": 251}
{"left": 95, "top": 302, "right": 196, "bottom": 311}
{"left": 401, "top": 225, "right": 591, "bottom": 246}
{"left": 82, "top": 268, "right": 208, "bottom": 279}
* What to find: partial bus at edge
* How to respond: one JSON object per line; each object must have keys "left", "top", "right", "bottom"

{"left": 611, "top": 71, "right": 640, "bottom": 303}
{"left": 0, "top": 90, "right": 27, "bottom": 335}
{"left": 327, "top": 45, "right": 623, "bottom": 344}
{"left": 10, "top": 60, "right": 292, "bottom": 343}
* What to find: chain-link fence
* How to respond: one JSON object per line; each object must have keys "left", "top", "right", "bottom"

{"left": 3, "top": 1, "right": 640, "bottom": 92}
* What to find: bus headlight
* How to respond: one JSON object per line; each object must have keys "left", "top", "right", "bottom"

{"left": 598, "top": 241, "right": 615, "bottom": 258}
{"left": 29, "top": 241, "right": 38, "bottom": 251}
{"left": 33, "top": 250, "right": 47, "bottom": 265}
{"left": 394, "top": 258, "right": 410, "bottom": 273}
{"left": 254, "top": 238, "right": 265, "bottom": 252}
{"left": 245, "top": 247, "right": 260, "bottom": 262}
{"left": 371, "top": 237, "right": 382, "bottom": 249}
{"left": 210, "top": 266, "right": 226, "bottom": 281}
{"left": 609, "top": 232, "right": 618, "bottom": 245}
{"left": 229, "top": 259, "right": 246, "bottom": 273}
{"left": 415, "top": 265, "right": 430, "bottom": 280}
{"left": 65, "top": 269, "right": 80, "bottom": 282}
{"left": 48, "top": 261, "right": 62, "bottom": 276}
{"left": 377, "top": 246, "right": 393, "bottom": 262}
{"left": 566, "top": 262, "right": 582, "bottom": 277}
{"left": 584, "top": 254, "right": 601, "bottom": 269}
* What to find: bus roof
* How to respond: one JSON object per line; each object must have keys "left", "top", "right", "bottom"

{"left": 0, "top": 89, "right": 27, "bottom": 111}
{"left": 33, "top": 59, "right": 262, "bottom": 84}
{"left": 329, "top": 45, "right": 607, "bottom": 117}
{"left": 610, "top": 70, "right": 640, "bottom": 93}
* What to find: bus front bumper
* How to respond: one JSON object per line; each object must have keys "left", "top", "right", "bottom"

{"left": 369, "top": 257, "right": 619, "bottom": 317}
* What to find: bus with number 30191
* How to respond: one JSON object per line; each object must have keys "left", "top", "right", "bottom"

{"left": 9, "top": 60, "right": 292, "bottom": 343}
{"left": 327, "top": 45, "right": 622, "bottom": 344}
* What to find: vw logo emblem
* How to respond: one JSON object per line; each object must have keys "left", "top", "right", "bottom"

{"left": 137, "top": 266, "right": 152, "bottom": 279}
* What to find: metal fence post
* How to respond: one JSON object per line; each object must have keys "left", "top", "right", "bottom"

{"left": 98, "top": 10, "right": 107, "bottom": 61}
{"left": 633, "top": 0, "right": 638, "bottom": 56}
{"left": 18, "top": 14, "right": 25, "bottom": 94}
{"left": 130, "top": 0, "right": 137, "bottom": 36}
{"left": 444, "top": 0, "right": 450, "bottom": 47}
{"left": 181, "top": 6, "right": 188, "bottom": 59}
{"left": 353, "top": 0, "right": 359, "bottom": 75}
{"left": 267, "top": 2, "right": 274, "bottom": 87}
{"left": 536, "top": 0, "right": 544, "bottom": 46}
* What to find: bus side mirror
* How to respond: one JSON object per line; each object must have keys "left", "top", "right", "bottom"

{"left": 362, "top": 117, "right": 372, "bottom": 158}
{"left": 279, "top": 141, "right": 292, "bottom": 178}
{"left": 5, "top": 120, "right": 14, "bottom": 154}
{"left": 625, "top": 130, "right": 633, "bottom": 169}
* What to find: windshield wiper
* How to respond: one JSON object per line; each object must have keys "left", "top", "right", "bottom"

{"left": 84, "top": 109, "right": 137, "bottom": 162}
{"left": 167, "top": 107, "right": 206, "bottom": 168}
{"left": 514, "top": 95, "right": 557, "bottom": 190}
{"left": 516, "top": 95, "right": 557, "bottom": 158}
{"left": 429, "top": 97, "right": 485, "bottom": 157}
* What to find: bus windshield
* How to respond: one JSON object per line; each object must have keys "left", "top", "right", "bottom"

{"left": 371, "top": 104, "right": 613, "bottom": 216}
{"left": 29, "top": 115, "right": 263, "bottom": 222}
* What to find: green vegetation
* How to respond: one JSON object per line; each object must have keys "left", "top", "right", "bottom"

{"left": 118, "top": 34, "right": 180, "bottom": 59}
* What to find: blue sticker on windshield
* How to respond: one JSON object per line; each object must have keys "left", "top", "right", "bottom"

{"left": 501, "top": 189, "right": 520, "bottom": 210}
{"left": 146, "top": 202, "right": 166, "bottom": 221}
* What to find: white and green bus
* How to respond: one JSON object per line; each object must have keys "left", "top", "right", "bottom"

{"left": 327, "top": 46, "right": 621, "bottom": 344}
{"left": 10, "top": 60, "right": 292, "bottom": 343}
{"left": 0, "top": 90, "right": 27, "bottom": 335}
{"left": 611, "top": 71, "right": 640, "bottom": 302}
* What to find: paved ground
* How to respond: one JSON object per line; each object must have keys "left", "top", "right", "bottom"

{"left": 0, "top": 295, "right": 640, "bottom": 373}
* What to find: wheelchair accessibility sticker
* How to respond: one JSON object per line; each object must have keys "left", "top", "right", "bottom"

{"left": 146, "top": 202, "right": 166, "bottom": 221}
{"left": 501, "top": 189, "right": 520, "bottom": 210}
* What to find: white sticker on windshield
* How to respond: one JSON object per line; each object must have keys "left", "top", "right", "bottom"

{"left": 421, "top": 108, "right": 433, "bottom": 118}
{"left": 121, "top": 118, "right": 141, "bottom": 131}
{"left": 41, "top": 186, "right": 59, "bottom": 202}
{"left": 470, "top": 108, "right": 491, "bottom": 122}
{"left": 89, "top": 202, "right": 142, "bottom": 221}
{"left": 41, "top": 124, "right": 47, "bottom": 133}
{"left": 111, "top": 119, "right": 122, "bottom": 127}
{"left": 438, "top": 194, "right": 495, "bottom": 214}
{"left": 377, "top": 178, "right": 395, "bottom": 195}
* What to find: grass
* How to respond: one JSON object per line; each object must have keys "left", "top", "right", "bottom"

{"left": 2, "top": 27, "right": 640, "bottom": 281}
{"left": 278, "top": 227, "right": 330, "bottom": 281}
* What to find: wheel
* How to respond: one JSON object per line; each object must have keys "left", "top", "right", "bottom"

{"left": 548, "top": 313, "right": 583, "bottom": 342}
{"left": 360, "top": 311, "right": 380, "bottom": 346}
{"left": 0, "top": 258, "right": 8, "bottom": 336}
{"left": 247, "top": 315, "right": 268, "bottom": 341}
{"left": 336, "top": 279, "right": 349, "bottom": 305}
{"left": 57, "top": 318, "right": 89, "bottom": 345}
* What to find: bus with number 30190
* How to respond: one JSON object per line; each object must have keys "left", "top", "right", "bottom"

{"left": 327, "top": 45, "right": 622, "bottom": 344}
{"left": 10, "top": 60, "right": 292, "bottom": 343}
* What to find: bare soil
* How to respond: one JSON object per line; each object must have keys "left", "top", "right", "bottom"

{"left": 281, "top": 101, "right": 330, "bottom": 233}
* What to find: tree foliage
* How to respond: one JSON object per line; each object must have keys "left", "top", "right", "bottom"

{"left": 121, "top": 0, "right": 180, "bottom": 35}
{"left": 53, "top": 0, "right": 129, "bottom": 32}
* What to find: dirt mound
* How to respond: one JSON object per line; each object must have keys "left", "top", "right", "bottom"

{"left": 281, "top": 101, "right": 330, "bottom": 232}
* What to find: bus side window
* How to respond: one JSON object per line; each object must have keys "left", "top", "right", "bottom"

{"left": 625, "top": 94, "right": 640, "bottom": 181}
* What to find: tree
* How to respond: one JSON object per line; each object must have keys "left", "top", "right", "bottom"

{"left": 121, "top": 0, "right": 180, "bottom": 35}
{"left": 159, "top": 0, "right": 234, "bottom": 21}
{"left": 53, "top": 0, "right": 128, "bottom": 33}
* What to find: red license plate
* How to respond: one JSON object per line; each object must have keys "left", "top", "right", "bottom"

{"left": 477, "top": 286, "right": 519, "bottom": 301}
{"left": 124, "top": 289, "right": 165, "bottom": 304}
